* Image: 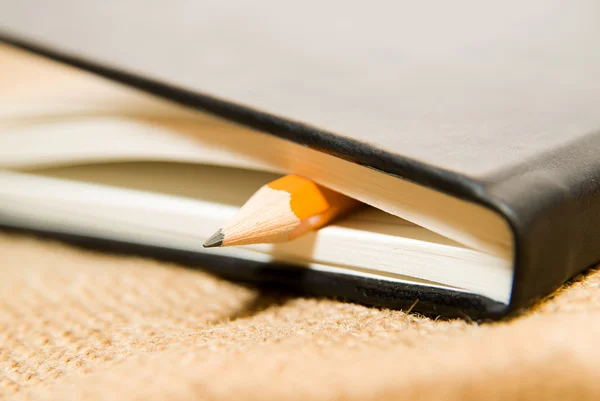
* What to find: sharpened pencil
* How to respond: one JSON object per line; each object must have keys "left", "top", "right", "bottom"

{"left": 203, "top": 174, "right": 361, "bottom": 247}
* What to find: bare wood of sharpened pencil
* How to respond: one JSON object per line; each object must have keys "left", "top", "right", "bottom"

{"left": 203, "top": 175, "right": 362, "bottom": 247}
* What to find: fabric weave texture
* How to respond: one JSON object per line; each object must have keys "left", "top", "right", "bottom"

{"left": 1, "top": 233, "right": 599, "bottom": 401}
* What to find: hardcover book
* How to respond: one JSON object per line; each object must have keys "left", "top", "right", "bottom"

{"left": 1, "top": 0, "right": 599, "bottom": 318}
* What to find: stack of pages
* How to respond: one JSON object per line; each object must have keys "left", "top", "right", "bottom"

{"left": 0, "top": 45, "right": 512, "bottom": 307}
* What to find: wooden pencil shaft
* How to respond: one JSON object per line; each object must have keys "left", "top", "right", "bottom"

{"left": 203, "top": 174, "right": 361, "bottom": 247}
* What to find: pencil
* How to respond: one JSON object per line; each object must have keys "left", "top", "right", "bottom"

{"left": 203, "top": 174, "right": 362, "bottom": 247}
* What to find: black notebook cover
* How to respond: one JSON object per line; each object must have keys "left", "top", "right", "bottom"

{"left": 1, "top": 0, "right": 600, "bottom": 319}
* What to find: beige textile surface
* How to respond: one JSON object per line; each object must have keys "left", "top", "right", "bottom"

{"left": 1, "top": 233, "right": 600, "bottom": 401}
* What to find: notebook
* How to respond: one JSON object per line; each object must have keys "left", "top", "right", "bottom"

{"left": 1, "top": 0, "right": 599, "bottom": 318}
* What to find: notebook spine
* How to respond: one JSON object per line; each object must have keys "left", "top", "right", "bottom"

{"left": 486, "top": 133, "right": 600, "bottom": 311}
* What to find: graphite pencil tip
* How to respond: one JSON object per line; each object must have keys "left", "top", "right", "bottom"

{"left": 203, "top": 229, "right": 225, "bottom": 248}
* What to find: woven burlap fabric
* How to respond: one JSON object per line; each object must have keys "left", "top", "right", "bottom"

{"left": 1, "top": 233, "right": 600, "bottom": 400}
